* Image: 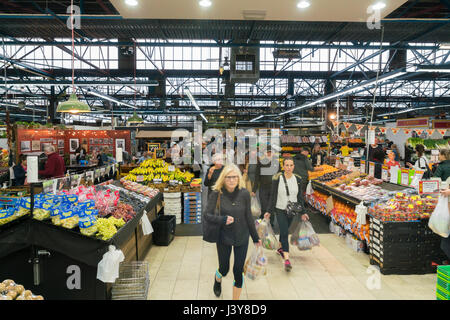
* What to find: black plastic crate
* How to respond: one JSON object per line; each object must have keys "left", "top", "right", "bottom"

{"left": 370, "top": 255, "right": 438, "bottom": 275}
{"left": 151, "top": 215, "right": 176, "bottom": 246}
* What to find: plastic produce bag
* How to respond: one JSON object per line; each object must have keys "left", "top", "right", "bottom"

{"left": 428, "top": 195, "right": 450, "bottom": 238}
{"left": 250, "top": 196, "right": 261, "bottom": 218}
{"left": 255, "top": 219, "right": 278, "bottom": 250}
{"left": 96, "top": 245, "right": 125, "bottom": 283}
{"left": 306, "top": 180, "right": 313, "bottom": 195}
{"left": 297, "top": 221, "right": 320, "bottom": 250}
{"left": 244, "top": 246, "right": 267, "bottom": 281}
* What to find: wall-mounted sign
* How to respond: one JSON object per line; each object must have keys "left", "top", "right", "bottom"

{"left": 396, "top": 117, "right": 429, "bottom": 128}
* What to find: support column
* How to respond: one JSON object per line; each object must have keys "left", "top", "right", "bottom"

{"left": 48, "top": 86, "right": 57, "bottom": 124}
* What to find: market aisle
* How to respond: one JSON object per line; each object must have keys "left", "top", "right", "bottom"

{"left": 144, "top": 234, "right": 437, "bottom": 300}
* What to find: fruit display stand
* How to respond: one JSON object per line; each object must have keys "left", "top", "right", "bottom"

{"left": 0, "top": 181, "right": 163, "bottom": 300}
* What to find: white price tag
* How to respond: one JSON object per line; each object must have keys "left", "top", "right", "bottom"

{"left": 381, "top": 166, "right": 389, "bottom": 182}
{"left": 368, "top": 162, "right": 375, "bottom": 177}
{"left": 390, "top": 166, "right": 399, "bottom": 184}
{"left": 360, "top": 160, "right": 366, "bottom": 174}
{"left": 368, "top": 129, "right": 375, "bottom": 145}
{"left": 168, "top": 165, "right": 175, "bottom": 172}
{"left": 401, "top": 169, "right": 410, "bottom": 186}
{"left": 137, "top": 175, "right": 144, "bottom": 182}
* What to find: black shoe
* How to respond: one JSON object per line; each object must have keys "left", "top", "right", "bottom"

{"left": 213, "top": 276, "right": 221, "bottom": 297}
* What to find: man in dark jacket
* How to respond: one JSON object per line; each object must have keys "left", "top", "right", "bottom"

{"left": 254, "top": 149, "right": 279, "bottom": 220}
{"left": 434, "top": 149, "right": 450, "bottom": 182}
{"left": 39, "top": 145, "right": 66, "bottom": 178}
{"left": 13, "top": 154, "right": 27, "bottom": 186}
{"left": 293, "top": 147, "right": 322, "bottom": 197}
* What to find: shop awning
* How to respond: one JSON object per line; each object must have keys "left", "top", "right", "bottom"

{"left": 135, "top": 130, "right": 190, "bottom": 139}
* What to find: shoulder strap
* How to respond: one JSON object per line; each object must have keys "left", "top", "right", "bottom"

{"left": 281, "top": 174, "right": 290, "bottom": 196}
{"left": 215, "top": 192, "right": 221, "bottom": 215}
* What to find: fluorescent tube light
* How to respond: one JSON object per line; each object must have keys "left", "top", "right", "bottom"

{"left": 88, "top": 89, "right": 137, "bottom": 109}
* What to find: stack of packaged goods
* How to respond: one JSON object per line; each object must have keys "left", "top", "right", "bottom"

{"left": 183, "top": 192, "right": 202, "bottom": 224}
{"left": 437, "top": 266, "right": 450, "bottom": 300}
{"left": 163, "top": 192, "right": 182, "bottom": 224}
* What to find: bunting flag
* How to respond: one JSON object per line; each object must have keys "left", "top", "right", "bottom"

{"left": 343, "top": 122, "right": 352, "bottom": 130}
{"left": 331, "top": 120, "right": 338, "bottom": 128}
{"left": 426, "top": 129, "right": 435, "bottom": 136}
{"left": 390, "top": 128, "right": 400, "bottom": 135}
{"left": 379, "top": 127, "right": 387, "bottom": 134}
{"left": 438, "top": 129, "right": 448, "bottom": 137}
{"left": 415, "top": 129, "right": 424, "bottom": 136}
{"left": 355, "top": 124, "right": 364, "bottom": 132}
{"left": 403, "top": 129, "right": 411, "bottom": 135}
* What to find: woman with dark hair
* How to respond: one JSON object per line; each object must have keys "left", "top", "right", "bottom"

{"left": 406, "top": 144, "right": 429, "bottom": 170}
{"left": 311, "top": 143, "right": 326, "bottom": 167}
{"left": 433, "top": 149, "right": 450, "bottom": 182}
{"left": 13, "top": 154, "right": 27, "bottom": 186}
{"left": 264, "top": 157, "right": 309, "bottom": 272}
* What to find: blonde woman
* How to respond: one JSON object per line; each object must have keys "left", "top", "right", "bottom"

{"left": 204, "top": 164, "right": 261, "bottom": 300}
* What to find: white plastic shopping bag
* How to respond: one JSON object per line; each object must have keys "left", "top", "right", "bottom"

{"left": 251, "top": 195, "right": 261, "bottom": 218}
{"left": 97, "top": 245, "right": 125, "bottom": 283}
{"left": 255, "top": 219, "right": 278, "bottom": 250}
{"left": 141, "top": 212, "right": 154, "bottom": 236}
{"left": 306, "top": 180, "right": 314, "bottom": 195}
{"left": 244, "top": 246, "right": 268, "bottom": 281}
{"left": 428, "top": 196, "right": 450, "bottom": 238}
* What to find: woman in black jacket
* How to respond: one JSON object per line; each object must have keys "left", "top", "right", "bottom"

{"left": 204, "top": 163, "right": 261, "bottom": 300}
{"left": 204, "top": 153, "right": 224, "bottom": 196}
{"left": 264, "top": 157, "right": 309, "bottom": 272}
{"left": 13, "top": 154, "right": 27, "bottom": 186}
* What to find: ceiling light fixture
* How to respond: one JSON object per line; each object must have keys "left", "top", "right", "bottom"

{"left": 125, "top": 0, "right": 138, "bottom": 6}
{"left": 371, "top": 2, "right": 386, "bottom": 10}
{"left": 199, "top": 0, "right": 212, "bottom": 8}
{"left": 297, "top": 0, "right": 311, "bottom": 9}
{"left": 87, "top": 89, "right": 137, "bottom": 109}
{"left": 416, "top": 64, "right": 450, "bottom": 73}
{"left": 185, "top": 87, "right": 208, "bottom": 123}
{"left": 439, "top": 43, "right": 450, "bottom": 50}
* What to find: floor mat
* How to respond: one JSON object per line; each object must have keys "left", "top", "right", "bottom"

{"left": 175, "top": 223, "right": 203, "bottom": 237}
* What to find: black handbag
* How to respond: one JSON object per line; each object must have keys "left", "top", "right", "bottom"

{"left": 202, "top": 193, "right": 222, "bottom": 243}
{"left": 282, "top": 174, "right": 303, "bottom": 217}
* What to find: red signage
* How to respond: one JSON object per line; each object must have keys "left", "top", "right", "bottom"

{"left": 396, "top": 117, "right": 429, "bottom": 128}
{"left": 433, "top": 120, "right": 450, "bottom": 129}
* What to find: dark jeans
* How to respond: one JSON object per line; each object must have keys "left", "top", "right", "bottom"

{"left": 216, "top": 242, "right": 249, "bottom": 288}
{"left": 442, "top": 237, "right": 450, "bottom": 260}
{"left": 258, "top": 184, "right": 272, "bottom": 220}
{"left": 275, "top": 208, "right": 294, "bottom": 253}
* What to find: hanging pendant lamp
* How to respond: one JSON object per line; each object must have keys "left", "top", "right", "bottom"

{"left": 128, "top": 111, "right": 144, "bottom": 124}
{"left": 56, "top": 0, "right": 91, "bottom": 114}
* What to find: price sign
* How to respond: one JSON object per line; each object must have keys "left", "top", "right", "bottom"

{"left": 410, "top": 170, "right": 424, "bottom": 189}
{"left": 168, "top": 165, "right": 175, "bottom": 172}
{"left": 42, "top": 180, "right": 54, "bottom": 194}
{"left": 418, "top": 180, "right": 440, "bottom": 195}
{"left": 94, "top": 169, "right": 101, "bottom": 179}
{"left": 368, "top": 162, "right": 375, "bottom": 177}
{"left": 401, "top": 168, "right": 410, "bottom": 186}
{"left": 153, "top": 179, "right": 163, "bottom": 184}
{"left": 367, "top": 129, "right": 375, "bottom": 145}
{"left": 360, "top": 160, "right": 366, "bottom": 174}
{"left": 169, "top": 180, "right": 179, "bottom": 186}
{"left": 85, "top": 171, "right": 94, "bottom": 184}
{"left": 381, "top": 165, "right": 389, "bottom": 182}
{"left": 137, "top": 175, "right": 144, "bottom": 182}
{"left": 389, "top": 166, "right": 399, "bottom": 184}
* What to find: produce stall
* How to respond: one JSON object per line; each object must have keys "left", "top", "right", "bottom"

{"left": 306, "top": 165, "right": 446, "bottom": 274}
{"left": 0, "top": 169, "right": 163, "bottom": 300}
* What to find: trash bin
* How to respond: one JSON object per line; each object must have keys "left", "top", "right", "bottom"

{"left": 152, "top": 215, "right": 176, "bottom": 246}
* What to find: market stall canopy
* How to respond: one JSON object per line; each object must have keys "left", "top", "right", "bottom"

{"left": 135, "top": 130, "right": 190, "bottom": 139}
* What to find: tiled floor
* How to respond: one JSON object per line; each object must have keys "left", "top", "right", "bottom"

{"left": 144, "top": 234, "right": 438, "bottom": 300}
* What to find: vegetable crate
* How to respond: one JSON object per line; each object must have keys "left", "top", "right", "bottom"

{"left": 369, "top": 218, "right": 447, "bottom": 275}
{"left": 183, "top": 192, "right": 202, "bottom": 225}
{"left": 437, "top": 266, "right": 450, "bottom": 300}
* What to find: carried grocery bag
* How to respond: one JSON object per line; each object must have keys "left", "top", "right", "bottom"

{"left": 295, "top": 221, "right": 320, "bottom": 251}
{"left": 428, "top": 196, "right": 450, "bottom": 238}
{"left": 306, "top": 180, "right": 314, "bottom": 195}
{"left": 244, "top": 246, "right": 268, "bottom": 281}
{"left": 251, "top": 195, "right": 261, "bottom": 218}
{"left": 255, "top": 218, "right": 278, "bottom": 250}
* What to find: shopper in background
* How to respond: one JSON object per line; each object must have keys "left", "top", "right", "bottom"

{"left": 406, "top": 144, "right": 429, "bottom": 170}
{"left": 340, "top": 141, "right": 352, "bottom": 157}
{"left": 311, "top": 143, "right": 326, "bottom": 166}
{"left": 97, "top": 147, "right": 110, "bottom": 166}
{"left": 293, "top": 146, "right": 323, "bottom": 198}
{"left": 13, "top": 154, "right": 27, "bottom": 186}
{"left": 264, "top": 157, "right": 309, "bottom": 272}
{"left": 137, "top": 151, "right": 152, "bottom": 164}
{"left": 204, "top": 164, "right": 261, "bottom": 300}
{"left": 75, "top": 144, "right": 87, "bottom": 164}
{"left": 384, "top": 150, "right": 400, "bottom": 169}
{"left": 367, "top": 138, "right": 385, "bottom": 178}
{"left": 391, "top": 144, "right": 400, "bottom": 162}
{"left": 433, "top": 149, "right": 450, "bottom": 182}
{"left": 39, "top": 145, "right": 66, "bottom": 178}
{"left": 238, "top": 154, "right": 254, "bottom": 193}
{"left": 204, "top": 153, "right": 224, "bottom": 196}
{"left": 254, "top": 148, "right": 279, "bottom": 225}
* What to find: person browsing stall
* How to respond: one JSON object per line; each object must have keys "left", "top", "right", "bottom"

{"left": 264, "top": 157, "right": 310, "bottom": 272}
{"left": 293, "top": 146, "right": 323, "bottom": 197}
{"left": 39, "top": 145, "right": 66, "bottom": 178}
{"left": 433, "top": 149, "right": 450, "bottom": 182}
{"left": 204, "top": 164, "right": 261, "bottom": 300}
{"left": 406, "top": 144, "right": 429, "bottom": 171}
{"left": 13, "top": 154, "right": 27, "bottom": 186}
{"left": 384, "top": 150, "right": 400, "bottom": 169}
{"left": 204, "top": 153, "right": 225, "bottom": 196}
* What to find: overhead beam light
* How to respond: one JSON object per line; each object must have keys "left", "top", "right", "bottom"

{"left": 87, "top": 89, "right": 137, "bottom": 109}
{"left": 125, "top": 0, "right": 138, "bottom": 6}
{"left": 297, "top": 0, "right": 311, "bottom": 9}
{"left": 377, "top": 104, "right": 450, "bottom": 117}
{"left": 250, "top": 115, "right": 264, "bottom": 122}
{"left": 199, "top": 0, "right": 212, "bottom": 7}
{"left": 416, "top": 65, "right": 450, "bottom": 73}
{"left": 440, "top": 43, "right": 450, "bottom": 50}
{"left": 185, "top": 87, "right": 208, "bottom": 123}
{"left": 279, "top": 69, "right": 407, "bottom": 116}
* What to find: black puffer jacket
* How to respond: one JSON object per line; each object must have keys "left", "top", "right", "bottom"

{"left": 203, "top": 187, "right": 259, "bottom": 247}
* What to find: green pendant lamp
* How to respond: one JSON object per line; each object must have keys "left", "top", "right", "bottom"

{"left": 56, "top": 0, "right": 91, "bottom": 114}
{"left": 56, "top": 93, "right": 91, "bottom": 114}
{"left": 128, "top": 111, "right": 144, "bottom": 124}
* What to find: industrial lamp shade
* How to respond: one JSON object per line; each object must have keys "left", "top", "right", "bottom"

{"left": 128, "top": 111, "right": 144, "bottom": 124}
{"left": 56, "top": 93, "right": 91, "bottom": 114}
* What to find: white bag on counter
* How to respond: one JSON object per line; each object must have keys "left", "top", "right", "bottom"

{"left": 97, "top": 245, "right": 125, "bottom": 283}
